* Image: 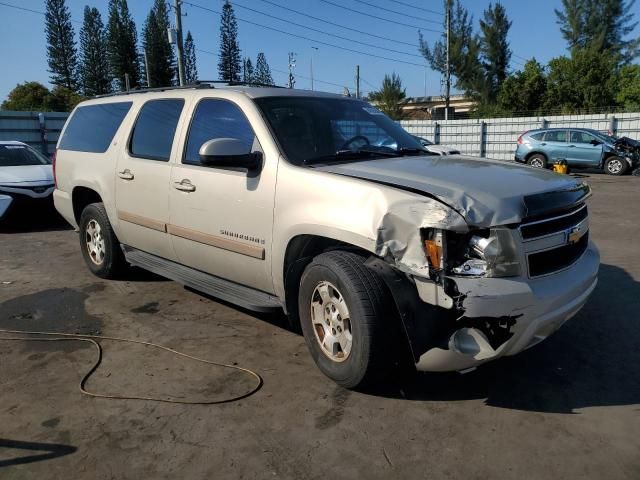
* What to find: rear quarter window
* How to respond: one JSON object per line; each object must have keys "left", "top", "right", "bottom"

{"left": 59, "top": 102, "right": 132, "bottom": 153}
{"left": 529, "top": 132, "right": 544, "bottom": 141}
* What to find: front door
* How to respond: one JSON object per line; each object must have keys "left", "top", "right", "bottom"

{"left": 567, "top": 130, "right": 603, "bottom": 167}
{"left": 115, "top": 98, "right": 186, "bottom": 261}
{"left": 168, "top": 98, "right": 277, "bottom": 293}
{"left": 542, "top": 130, "right": 568, "bottom": 162}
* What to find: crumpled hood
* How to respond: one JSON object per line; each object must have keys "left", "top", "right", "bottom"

{"left": 0, "top": 165, "right": 54, "bottom": 186}
{"left": 316, "top": 155, "right": 589, "bottom": 227}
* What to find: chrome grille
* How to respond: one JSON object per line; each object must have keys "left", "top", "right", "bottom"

{"left": 519, "top": 204, "right": 589, "bottom": 277}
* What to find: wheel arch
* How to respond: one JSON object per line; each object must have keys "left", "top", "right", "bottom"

{"left": 72, "top": 186, "right": 103, "bottom": 224}
{"left": 281, "top": 233, "right": 372, "bottom": 330}
{"left": 525, "top": 150, "right": 548, "bottom": 162}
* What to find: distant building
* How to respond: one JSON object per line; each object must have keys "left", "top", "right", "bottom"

{"left": 400, "top": 94, "right": 475, "bottom": 120}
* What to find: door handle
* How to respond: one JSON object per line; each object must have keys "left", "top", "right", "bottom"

{"left": 174, "top": 179, "right": 196, "bottom": 192}
{"left": 540, "top": 143, "right": 546, "bottom": 146}
{"left": 117, "top": 169, "right": 134, "bottom": 180}
{"left": 568, "top": 144, "right": 576, "bottom": 147}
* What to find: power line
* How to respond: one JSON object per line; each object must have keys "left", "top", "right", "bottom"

{"left": 229, "top": 0, "right": 423, "bottom": 58}
{"left": 254, "top": 0, "right": 422, "bottom": 47}
{"left": 351, "top": 0, "right": 441, "bottom": 25}
{"left": 318, "top": 0, "right": 443, "bottom": 33}
{"left": 196, "top": 48, "right": 355, "bottom": 90}
{"left": 184, "top": 1, "right": 427, "bottom": 68}
{"left": 386, "top": 0, "right": 444, "bottom": 16}
{"left": 0, "top": 1, "right": 82, "bottom": 24}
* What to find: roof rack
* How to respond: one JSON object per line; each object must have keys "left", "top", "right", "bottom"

{"left": 93, "top": 80, "right": 285, "bottom": 99}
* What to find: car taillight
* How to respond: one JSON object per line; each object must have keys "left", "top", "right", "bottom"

{"left": 52, "top": 149, "right": 57, "bottom": 188}
{"left": 517, "top": 133, "right": 524, "bottom": 144}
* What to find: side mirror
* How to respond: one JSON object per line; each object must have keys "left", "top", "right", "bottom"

{"left": 199, "top": 138, "right": 262, "bottom": 171}
{"left": 590, "top": 139, "right": 602, "bottom": 146}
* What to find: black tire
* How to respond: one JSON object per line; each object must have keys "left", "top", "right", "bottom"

{"left": 604, "top": 156, "right": 628, "bottom": 176}
{"left": 527, "top": 153, "right": 547, "bottom": 169}
{"left": 78, "top": 202, "right": 127, "bottom": 279}
{"left": 298, "top": 251, "right": 392, "bottom": 389}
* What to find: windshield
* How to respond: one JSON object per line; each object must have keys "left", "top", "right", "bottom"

{"left": 255, "top": 96, "right": 426, "bottom": 165}
{"left": 0, "top": 144, "right": 51, "bottom": 167}
{"left": 589, "top": 130, "right": 617, "bottom": 144}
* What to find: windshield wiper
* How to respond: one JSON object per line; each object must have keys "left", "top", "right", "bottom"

{"left": 304, "top": 148, "right": 399, "bottom": 165}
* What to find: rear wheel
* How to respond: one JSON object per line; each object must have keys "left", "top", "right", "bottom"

{"left": 298, "top": 251, "right": 392, "bottom": 389}
{"left": 79, "top": 202, "right": 127, "bottom": 278}
{"left": 527, "top": 154, "right": 547, "bottom": 169}
{"left": 604, "top": 156, "right": 627, "bottom": 175}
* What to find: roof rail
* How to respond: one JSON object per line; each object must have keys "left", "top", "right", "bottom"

{"left": 93, "top": 80, "right": 284, "bottom": 99}
{"left": 195, "top": 80, "right": 286, "bottom": 89}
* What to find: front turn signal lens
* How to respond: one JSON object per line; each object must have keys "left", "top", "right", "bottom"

{"left": 424, "top": 239, "right": 442, "bottom": 269}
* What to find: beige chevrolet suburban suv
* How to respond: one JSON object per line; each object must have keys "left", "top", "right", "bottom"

{"left": 54, "top": 84, "right": 599, "bottom": 388}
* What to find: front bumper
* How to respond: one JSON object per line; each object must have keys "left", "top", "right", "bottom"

{"left": 415, "top": 240, "right": 600, "bottom": 372}
{"left": 0, "top": 184, "right": 55, "bottom": 221}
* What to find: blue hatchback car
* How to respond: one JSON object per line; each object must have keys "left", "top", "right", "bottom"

{"left": 515, "top": 128, "right": 635, "bottom": 175}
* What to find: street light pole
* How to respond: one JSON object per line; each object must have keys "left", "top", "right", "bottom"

{"left": 310, "top": 46, "right": 318, "bottom": 91}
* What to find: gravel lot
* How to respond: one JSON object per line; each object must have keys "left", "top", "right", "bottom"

{"left": 1, "top": 174, "right": 638, "bottom": 480}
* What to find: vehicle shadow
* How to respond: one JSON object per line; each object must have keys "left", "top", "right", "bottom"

{"left": 365, "top": 263, "right": 640, "bottom": 413}
{"left": 0, "top": 438, "right": 77, "bottom": 468}
{"left": 0, "top": 208, "right": 71, "bottom": 233}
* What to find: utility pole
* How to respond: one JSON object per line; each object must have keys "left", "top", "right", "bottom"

{"left": 174, "top": 0, "right": 186, "bottom": 86}
{"left": 124, "top": 73, "right": 130, "bottom": 92}
{"left": 310, "top": 46, "right": 318, "bottom": 91}
{"left": 356, "top": 65, "right": 360, "bottom": 99}
{"left": 288, "top": 52, "right": 296, "bottom": 89}
{"left": 444, "top": 0, "right": 451, "bottom": 120}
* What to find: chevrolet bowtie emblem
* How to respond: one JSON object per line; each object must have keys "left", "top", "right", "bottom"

{"left": 568, "top": 226, "right": 583, "bottom": 245}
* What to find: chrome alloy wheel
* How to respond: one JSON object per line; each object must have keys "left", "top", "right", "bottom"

{"left": 85, "top": 219, "right": 106, "bottom": 265}
{"left": 607, "top": 158, "right": 623, "bottom": 174}
{"left": 310, "top": 281, "right": 352, "bottom": 362}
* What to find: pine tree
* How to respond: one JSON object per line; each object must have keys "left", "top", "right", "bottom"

{"left": 479, "top": 3, "right": 512, "bottom": 101}
{"left": 184, "top": 31, "right": 198, "bottom": 84}
{"left": 243, "top": 57, "right": 254, "bottom": 83}
{"left": 368, "top": 73, "right": 406, "bottom": 120}
{"left": 218, "top": 1, "right": 241, "bottom": 82}
{"left": 142, "top": 0, "right": 175, "bottom": 88}
{"left": 107, "top": 0, "right": 141, "bottom": 91}
{"left": 45, "top": 0, "right": 78, "bottom": 91}
{"left": 555, "top": 0, "right": 639, "bottom": 63}
{"left": 79, "top": 6, "right": 111, "bottom": 96}
{"left": 254, "top": 52, "right": 274, "bottom": 85}
{"left": 419, "top": 0, "right": 483, "bottom": 97}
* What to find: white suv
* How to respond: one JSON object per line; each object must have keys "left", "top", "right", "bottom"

{"left": 54, "top": 84, "right": 599, "bottom": 388}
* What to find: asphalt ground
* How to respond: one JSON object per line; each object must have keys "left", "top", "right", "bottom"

{"left": 0, "top": 173, "right": 638, "bottom": 479}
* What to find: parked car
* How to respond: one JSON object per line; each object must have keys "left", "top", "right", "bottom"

{"left": 0, "top": 141, "right": 55, "bottom": 222}
{"left": 515, "top": 127, "right": 637, "bottom": 175}
{"left": 413, "top": 135, "right": 461, "bottom": 155}
{"left": 54, "top": 85, "right": 599, "bottom": 388}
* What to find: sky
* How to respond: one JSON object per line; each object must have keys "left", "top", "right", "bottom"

{"left": 0, "top": 0, "right": 636, "bottom": 102}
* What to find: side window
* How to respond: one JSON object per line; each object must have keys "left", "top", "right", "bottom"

{"left": 184, "top": 99, "right": 255, "bottom": 165}
{"left": 570, "top": 131, "right": 595, "bottom": 144}
{"left": 529, "top": 132, "right": 545, "bottom": 141}
{"left": 129, "top": 99, "right": 184, "bottom": 161}
{"left": 59, "top": 102, "right": 132, "bottom": 153}
{"left": 544, "top": 130, "right": 567, "bottom": 142}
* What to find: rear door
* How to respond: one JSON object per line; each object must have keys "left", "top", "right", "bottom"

{"left": 567, "top": 130, "right": 603, "bottom": 167}
{"left": 167, "top": 97, "right": 277, "bottom": 293}
{"left": 115, "top": 98, "right": 186, "bottom": 261}
{"left": 542, "top": 130, "right": 568, "bottom": 162}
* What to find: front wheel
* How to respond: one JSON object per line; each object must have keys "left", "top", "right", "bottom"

{"left": 298, "top": 251, "right": 392, "bottom": 389}
{"left": 604, "top": 156, "right": 628, "bottom": 175}
{"left": 78, "top": 202, "right": 127, "bottom": 278}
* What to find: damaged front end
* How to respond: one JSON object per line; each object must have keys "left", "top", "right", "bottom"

{"left": 368, "top": 192, "right": 599, "bottom": 373}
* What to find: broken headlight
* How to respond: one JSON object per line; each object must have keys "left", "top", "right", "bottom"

{"left": 448, "top": 228, "right": 520, "bottom": 278}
